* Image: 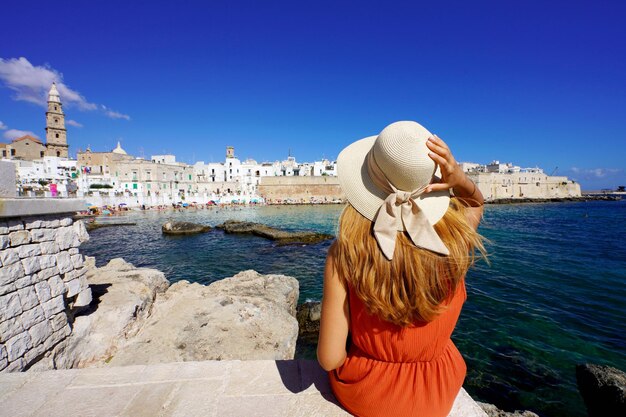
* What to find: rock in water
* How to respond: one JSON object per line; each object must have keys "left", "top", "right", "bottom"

{"left": 161, "top": 221, "right": 211, "bottom": 235}
{"left": 576, "top": 363, "right": 626, "bottom": 417}
{"left": 297, "top": 301, "right": 321, "bottom": 340}
{"left": 216, "top": 220, "right": 333, "bottom": 245}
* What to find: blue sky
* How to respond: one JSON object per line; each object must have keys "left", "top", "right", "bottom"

{"left": 1, "top": 0, "right": 624, "bottom": 189}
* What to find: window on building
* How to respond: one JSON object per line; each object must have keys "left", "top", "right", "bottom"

{"left": 11, "top": 149, "right": 16, "bottom": 156}
{"left": 125, "top": 184, "right": 128, "bottom": 188}
{"left": 40, "top": 151, "right": 44, "bottom": 157}
{"left": 147, "top": 184, "right": 151, "bottom": 189}
{"left": 188, "top": 174, "right": 192, "bottom": 180}
{"left": 133, "top": 184, "right": 138, "bottom": 189}
{"left": 57, "top": 151, "right": 60, "bottom": 157}
{"left": 2, "top": 150, "right": 5, "bottom": 157}
{"left": 55, "top": 134, "right": 59, "bottom": 139}
{"left": 54, "top": 106, "right": 58, "bottom": 111}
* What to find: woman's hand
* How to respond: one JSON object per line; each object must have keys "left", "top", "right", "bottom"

{"left": 425, "top": 135, "right": 468, "bottom": 193}
{"left": 425, "top": 134, "right": 484, "bottom": 229}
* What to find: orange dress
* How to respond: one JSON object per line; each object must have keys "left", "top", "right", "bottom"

{"left": 329, "top": 280, "right": 467, "bottom": 417}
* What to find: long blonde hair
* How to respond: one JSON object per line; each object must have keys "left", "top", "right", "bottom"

{"left": 332, "top": 199, "right": 486, "bottom": 326}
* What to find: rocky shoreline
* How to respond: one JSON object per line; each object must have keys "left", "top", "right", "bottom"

{"left": 32, "top": 258, "right": 300, "bottom": 370}
{"left": 485, "top": 195, "right": 621, "bottom": 204}
{"left": 23, "top": 257, "right": 624, "bottom": 417}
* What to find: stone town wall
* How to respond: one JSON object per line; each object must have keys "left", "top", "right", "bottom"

{"left": 258, "top": 176, "right": 345, "bottom": 203}
{"left": 0, "top": 214, "right": 91, "bottom": 372}
{"left": 469, "top": 172, "right": 582, "bottom": 201}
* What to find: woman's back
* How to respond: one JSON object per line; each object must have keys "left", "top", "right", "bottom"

{"left": 329, "top": 280, "right": 467, "bottom": 417}
{"left": 317, "top": 121, "right": 485, "bottom": 417}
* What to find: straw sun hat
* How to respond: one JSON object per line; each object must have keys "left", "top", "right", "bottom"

{"left": 337, "top": 121, "right": 451, "bottom": 259}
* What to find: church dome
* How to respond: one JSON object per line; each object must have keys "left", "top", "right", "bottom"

{"left": 112, "top": 141, "right": 127, "bottom": 155}
{"left": 48, "top": 82, "right": 61, "bottom": 103}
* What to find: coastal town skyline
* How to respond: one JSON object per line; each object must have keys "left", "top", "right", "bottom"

{"left": 1, "top": 1, "right": 625, "bottom": 189}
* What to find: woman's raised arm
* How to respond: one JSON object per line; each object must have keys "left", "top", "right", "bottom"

{"left": 425, "top": 135, "right": 484, "bottom": 230}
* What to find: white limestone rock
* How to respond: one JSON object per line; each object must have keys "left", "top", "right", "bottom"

{"left": 18, "top": 243, "right": 41, "bottom": 258}
{"left": 5, "top": 331, "right": 32, "bottom": 362}
{"left": 39, "top": 241, "right": 59, "bottom": 254}
{"left": 48, "top": 275, "right": 66, "bottom": 297}
{"left": 73, "top": 220, "right": 89, "bottom": 244}
{"left": 37, "top": 266, "right": 58, "bottom": 281}
{"left": 39, "top": 254, "right": 57, "bottom": 270}
{"left": 4, "top": 357, "right": 25, "bottom": 372}
{"left": 108, "top": 269, "right": 299, "bottom": 366}
{"left": 28, "top": 320, "right": 54, "bottom": 347}
{"left": 65, "top": 278, "right": 82, "bottom": 298}
{"left": 9, "top": 230, "right": 30, "bottom": 246}
{"left": 34, "top": 281, "right": 52, "bottom": 304}
{"left": 0, "top": 314, "right": 25, "bottom": 343}
{"left": 42, "top": 295, "right": 65, "bottom": 318}
{"left": 73, "top": 287, "right": 93, "bottom": 309}
{"left": 21, "top": 306, "right": 46, "bottom": 328}
{"left": 70, "top": 254, "right": 84, "bottom": 269}
{"left": 30, "top": 228, "right": 57, "bottom": 243}
{"left": 55, "top": 226, "right": 76, "bottom": 251}
{"left": 49, "top": 258, "right": 169, "bottom": 369}
{"left": 17, "top": 286, "right": 39, "bottom": 311}
{"left": 0, "top": 235, "right": 9, "bottom": 250}
{"left": 0, "top": 248, "right": 20, "bottom": 267}
{"left": 46, "top": 260, "right": 299, "bottom": 370}
{"left": 56, "top": 252, "right": 73, "bottom": 274}
{"left": 0, "top": 260, "right": 24, "bottom": 287}
{"left": 21, "top": 256, "right": 41, "bottom": 275}
{"left": 0, "top": 292, "right": 23, "bottom": 322}
{"left": 45, "top": 219, "right": 60, "bottom": 228}
{"left": 0, "top": 282, "right": 16, "bottom": 296}
{"left": 14, "top": 275, "right": 33, "bottom": 290}
{"left": 24, "top": 218, "right": 43, "bottom": 229}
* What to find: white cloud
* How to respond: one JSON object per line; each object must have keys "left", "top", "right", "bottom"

{"left": 0, "top": 57, "right": 129, "bottom": 120}
{"left": 3, "top": 129, "right": 40, "bottom": 140}
{"left": 101, "top": 105, "right": 131, "bottom": 121}
{"left": 569, "top": 167, "right": 622, "bottom": 179}
{"left": 0, "top": 120, "right": 6, "bottom": 130}
{"left": 66, "top": 119, "right": 83, "bottom": 128}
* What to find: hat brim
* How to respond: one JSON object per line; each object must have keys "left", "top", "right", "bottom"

{"left": 337, "top": 136, "right": 450, "bottom": 231}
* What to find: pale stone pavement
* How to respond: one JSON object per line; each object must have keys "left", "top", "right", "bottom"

{"left": 0, "top": 360, "right": 488, "bottom": 417}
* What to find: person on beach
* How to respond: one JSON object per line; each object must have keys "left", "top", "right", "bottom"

{"left": 318, "top": 121, "right": 486, "bottom": 417}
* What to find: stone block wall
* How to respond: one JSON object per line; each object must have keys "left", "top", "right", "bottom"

{"left": 258, "top": 176, "right": 345, "bottom": 203}
{"left": 0, "top": 214, "right": 91, "bottom": 372}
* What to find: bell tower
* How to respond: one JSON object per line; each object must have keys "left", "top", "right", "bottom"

{"left": 45, "top": 83, "right": 69, "bottom": 158}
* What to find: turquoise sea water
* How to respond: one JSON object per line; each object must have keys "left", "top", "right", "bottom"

{"left": 81, "top": 201, "right": 626, "bottom": 417}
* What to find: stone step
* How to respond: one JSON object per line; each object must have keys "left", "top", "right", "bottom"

{"left": 0, "top": 359, "right": 487, "bottom": 417}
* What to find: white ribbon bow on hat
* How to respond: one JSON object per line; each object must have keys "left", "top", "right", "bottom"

{"left": 366, "top": 151, "right": 450, "bottom": 260}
